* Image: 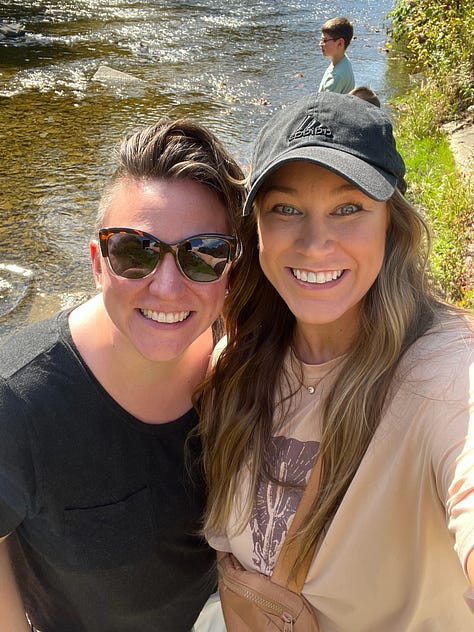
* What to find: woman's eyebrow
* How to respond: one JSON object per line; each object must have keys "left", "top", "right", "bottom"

{"left": 261, "top": 184, "right": 296, "bottom": 196}
{"left": 261, "top": 180, "right": 361, "bottom": 198}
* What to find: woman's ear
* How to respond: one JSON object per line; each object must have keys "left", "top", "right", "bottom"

{"left": 90, "top": 240, "right": 103, "bottom": 291}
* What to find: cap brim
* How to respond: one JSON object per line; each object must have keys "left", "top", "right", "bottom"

{"left": 242, "top": 146, "right": 398, "bottom": 216}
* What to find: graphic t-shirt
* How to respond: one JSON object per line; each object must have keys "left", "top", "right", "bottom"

{"left": 208, "top": 316, "right": 474, "bottom": 631}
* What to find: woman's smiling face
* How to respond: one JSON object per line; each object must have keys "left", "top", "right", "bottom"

{"left": 256, "top": 161, "right": 389, "bottom": 344}
{"left": 91, "top": 177, "right": 230, "bottom": 363}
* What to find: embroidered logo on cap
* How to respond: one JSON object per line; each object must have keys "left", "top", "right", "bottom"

{"left": 288, "top": 108, "right": 333, "bottom": 143}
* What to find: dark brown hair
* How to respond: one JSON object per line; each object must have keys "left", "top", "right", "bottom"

{"left": 322, "top": 16, "right": 354, "bottom": 49}
{"left": 96, "top": 117, "right": 246, "bottom": 236}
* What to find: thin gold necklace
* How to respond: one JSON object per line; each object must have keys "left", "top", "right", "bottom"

{"left": 290, "top": 347, "right": 322, "bottom": 395}
{"left": 304, "top": 375, "right": 324, "bottom": 394}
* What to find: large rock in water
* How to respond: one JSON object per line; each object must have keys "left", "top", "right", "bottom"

{"left": 92, "top": 65, "right": 144, "bottom": 84}
{"left": 0, "top": 263, "right": 33, "bottom": 317}
{"left": 0, "top": 23, "right": 25, "bottom": 39}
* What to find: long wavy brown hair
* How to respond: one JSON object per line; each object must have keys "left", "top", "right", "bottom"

{"left": 199, "top": 187, "right": 451, "bottom": 571}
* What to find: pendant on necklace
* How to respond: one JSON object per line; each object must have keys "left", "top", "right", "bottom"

{"left": 307, "top": 385, "right": 316, "bottom": 394}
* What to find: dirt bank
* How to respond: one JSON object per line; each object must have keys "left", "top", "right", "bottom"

{"left": 444, "top": 109, "right": 474, "bottom": 175}
{"left": 444, "top": 110, "right": 474, "bottom": 295}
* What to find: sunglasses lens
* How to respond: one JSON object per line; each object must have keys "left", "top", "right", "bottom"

{"left": 107, "top": 233, "right": 160, "bottom": 279}
{"left": 179, "top": 237, "right": 231, "bottom": 282}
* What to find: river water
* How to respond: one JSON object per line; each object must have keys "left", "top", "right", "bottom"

{"left": 0, "top": 0, "right": 404, "bottom": 339}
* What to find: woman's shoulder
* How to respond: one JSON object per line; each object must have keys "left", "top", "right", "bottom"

{"left": 414, "top": 310, "right": 474, "bottom": 356}
{"left": 398, "top": 310, "right": 473, "bottom": 393}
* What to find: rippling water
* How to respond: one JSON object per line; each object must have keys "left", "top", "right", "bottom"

{"left": 0, "top": 0, "right": 401, "bottom": 338}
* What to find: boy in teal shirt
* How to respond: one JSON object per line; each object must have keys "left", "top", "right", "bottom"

{"left": 318, "top": 17, "right": 355, "bottom": 94}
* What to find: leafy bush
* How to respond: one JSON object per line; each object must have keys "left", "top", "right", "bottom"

{"left": 387, "top": 0, "right": 474, "bottom": 115}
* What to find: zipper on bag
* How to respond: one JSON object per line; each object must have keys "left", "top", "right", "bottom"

{"left": 222, "top": 575, "right": 297, "bottom": 624}
{"left": 282, "top": 611, "right": 295, "bottom": 631}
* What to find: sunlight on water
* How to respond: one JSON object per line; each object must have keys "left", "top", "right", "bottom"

{"left": 0, "top": 0, "right": 403, "bottom": 339}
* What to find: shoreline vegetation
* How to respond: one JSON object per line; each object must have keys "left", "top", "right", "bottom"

{"left": 386, "top": 0, "right": 474, "bottom": 307}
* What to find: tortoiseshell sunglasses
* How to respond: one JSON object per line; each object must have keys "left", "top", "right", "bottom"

{"left": 98, "top": 227, "right": 238, "bottom": 283}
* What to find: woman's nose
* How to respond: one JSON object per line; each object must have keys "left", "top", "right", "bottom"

{"left": 295, "top": 217, "right": 335, "bottom": 254}
{"left": 147, "top": 252, "right": 187, "bottom": 297}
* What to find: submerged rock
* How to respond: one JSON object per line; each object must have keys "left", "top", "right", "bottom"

{"left": 92, "top": 65, "right": 144, "bottom": 85}
{"left": 0, "top": 263, "right": 33, "bottom": 317}
{"left": 0, "top": 23, "right": 25, "bottom": 39}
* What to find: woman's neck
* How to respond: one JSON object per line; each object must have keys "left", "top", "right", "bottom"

{"left": 68, "top": 296, "right": 214, "bottom": 423}
{"left": 292, "top": 321, "right": 357, "bottom": 365}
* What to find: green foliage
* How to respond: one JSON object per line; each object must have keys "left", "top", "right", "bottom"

{"left": 387, "top": 0, "right": 474, "bottom": 115}
{"left": 388, "top": 0, "right": 474, "bottom": 71}
{"left": 394, "top": 85, "right": 446, "bottom": 136}
{"left": 387, "top": 0, "right": 474, "bottom": 307}
{"left": 391, "top": 89, "right": 474, "bottom": 307}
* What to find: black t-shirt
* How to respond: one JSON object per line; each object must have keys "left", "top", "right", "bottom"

{"left": 0, "top": 311, "right": 215, "bottom": 632}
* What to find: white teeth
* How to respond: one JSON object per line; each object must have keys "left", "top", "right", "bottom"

{"left": 140, "top": 309, "right": 190, "bottom": 323}
{"left": 292, "top": 269, "right": 343, "bottom": 284}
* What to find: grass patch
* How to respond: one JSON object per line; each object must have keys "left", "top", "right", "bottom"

{"left": 391, "top": 88, "right": 474, "bottom": 307}
{"left": 386, "top": 0, "right": 473, "bottom": 308}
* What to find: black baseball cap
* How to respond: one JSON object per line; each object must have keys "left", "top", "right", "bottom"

{"left": 242, "top": 92, "right": 406, "bottom": 216}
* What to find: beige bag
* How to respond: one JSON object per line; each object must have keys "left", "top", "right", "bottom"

{"left": 218, "top": 459, "right": 322, "bottom": 631}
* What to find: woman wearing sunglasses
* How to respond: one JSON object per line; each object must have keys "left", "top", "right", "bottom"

{"left": 0, "top": 118, "right": 244, "bottom": 632}
{"left": 200, "top": 92, "right": 474, "bottom": 630}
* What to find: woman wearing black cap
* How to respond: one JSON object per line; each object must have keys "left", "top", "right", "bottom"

{"left": 199, "top": 92, "right": 474, "bottom": 630}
